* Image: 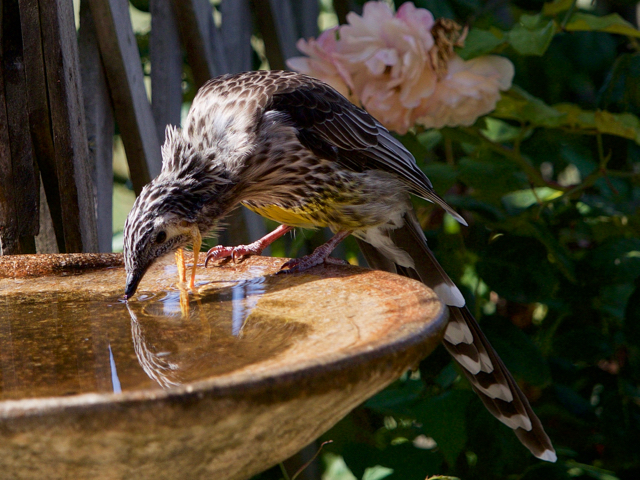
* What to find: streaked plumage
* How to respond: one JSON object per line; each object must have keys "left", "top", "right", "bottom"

{"left": 123, "top": 70, "right": 556, "bottom": 461}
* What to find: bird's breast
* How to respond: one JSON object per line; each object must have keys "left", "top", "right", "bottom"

{"left": 242, "top": 203, "right": 327, "bottom": 229}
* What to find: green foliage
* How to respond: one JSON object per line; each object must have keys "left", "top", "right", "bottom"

{"left": 254, "top": 1, "right": 640, "bottom": 479}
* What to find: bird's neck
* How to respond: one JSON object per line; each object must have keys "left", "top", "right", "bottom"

{"left": 160, "top": 130, "right": 250, "bottom": 232}
{"left": 200, "top": 182, "right": 241, "bottom": 230}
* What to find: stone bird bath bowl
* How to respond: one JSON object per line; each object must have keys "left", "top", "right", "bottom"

{"left": 0, "top": 253, "right": 447, "bottom": 480}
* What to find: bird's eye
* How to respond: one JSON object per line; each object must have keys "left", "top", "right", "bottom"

{"left": 155, "top": 231, "right": 167, "bottom": 244}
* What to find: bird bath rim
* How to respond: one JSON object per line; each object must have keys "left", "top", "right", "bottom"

{"left": 0, "top": 253, "right": 448, "bottom": 420}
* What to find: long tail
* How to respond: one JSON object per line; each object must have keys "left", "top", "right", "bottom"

{"left": 356, "top": 210, "right": 556, "bottom": 462}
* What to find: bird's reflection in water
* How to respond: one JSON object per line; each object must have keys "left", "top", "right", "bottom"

{"left": 126, "top": 277, "right": 308, "bottom": 389}
{"left": 127, "top": 305, "right": 180, "bottom": 389}
{"left": 230, "top": 277, "right": 266, "bottom": 336}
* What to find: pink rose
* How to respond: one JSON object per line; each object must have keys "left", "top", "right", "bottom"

{"left": 287, "top": 1, "right": 515, "bottom": 134}
{"left": 286, "top": 27, "right": 353, "bottom": 100}
{"left": 338, "top": 2, "right": 438, "bottom": 133}
{"left": 415, "top": 55, "right": 515, "bottom": 129}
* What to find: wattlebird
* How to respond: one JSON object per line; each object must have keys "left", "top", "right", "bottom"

{"left": 123, "top": 70, "right": 556, "bottom": 461}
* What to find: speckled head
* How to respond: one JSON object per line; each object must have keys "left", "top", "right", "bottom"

{"left": 123, "top": 127, "right": 235, "bottom": 299}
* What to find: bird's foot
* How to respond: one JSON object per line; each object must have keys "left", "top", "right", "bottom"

{"left": 278, "top": 230, "right": 352, "bottom": 274}
{"left": 278, "top": 247, "right": 348, "bottom": 275}
{"left": 204, "top": 225, "right": 295, "bottom": 267}
{"left": 204, "top": 243, "right": 263, "bottom": 267}
{"left": 278, "top": 255, "right": 347, "bottom": 274}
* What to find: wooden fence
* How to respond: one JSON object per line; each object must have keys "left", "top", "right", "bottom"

{"left": 0, "top": 0, "right": 361, "bottom": 256}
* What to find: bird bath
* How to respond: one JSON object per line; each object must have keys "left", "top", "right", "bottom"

{"left": 0, "top": 253, "right": 447, "bottom": 480}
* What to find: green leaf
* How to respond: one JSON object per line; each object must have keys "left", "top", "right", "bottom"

{"left": 457, "top": 28, "right": 505, "bottom": 60}
{"left": 435, "top": 362, "right": 459, "bottom": 389}
{"left": 564, "top": 12, "right": 640, "bottom": 38}
{"left": 480, "top": 117, "right": 524, "bottom": 143}
{"left": 501, "top": 187, "right": 563, "bottom": 211}
{"left": 492, "top": 93, "right": 528, "bottom": 121}
{"left": 362, "top": 466, "right": 394, "bottom": 480}
{"left": 542, "top": 0, "right": 575, "bottom": 16}
{"left": 494, "top": 87, "right": 567, "bottom": 127}
{"left": 508, "top": 16, "right": 557, "bottom": 56}
{"left": 561, "top": 461, "right": 620, "bottom": 480}
{"left": 554, "top": 103, "right": 640, "bottom": 144}
{"left": 414, "top": 390, "right": 473, "bottom": 466}
{"left": 497, "top": 90, "right": 640, "bottom": 142}
{"left": 600, "top": 283, "right": 635, "bottom": 321}
{"left": 417, "top": 130, "right": 443, "bottom": 150}
{"left": 323, "top": 453, "right": 358, "bottom": 480}
{"left": 554, "top": 103, "right": 597, "bottom": 130}
{"left": 598, "top": 53, "right": 640, "bottom": 116}
{"left": 524, "top": 13, "right": 545, "bottom": 29}
{"left": 594, "top": 111, "right": 640, "bottom": 144}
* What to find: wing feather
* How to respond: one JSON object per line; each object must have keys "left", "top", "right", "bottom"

{"left": 194, "top": 70, "right": 465, "bottom": 223}
{"left": 266, "top": 73, "right": 459, "bottom": 207}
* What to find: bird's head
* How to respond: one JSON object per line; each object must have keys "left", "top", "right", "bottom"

{"left": 123, "top": 186, "right": 201, "bottom": 299}
{"left": 123, "top": 126, "right": 234, "bottom": 299}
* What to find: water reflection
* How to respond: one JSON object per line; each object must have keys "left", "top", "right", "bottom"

{"left": 0, "top": 277, "right": 308, "bottom": 401}
{"left": 231, "top": 277, "right": 266, "bottom": 336}
{"left": 127, "top": 305, "right": 180, "bottom": 389}
{"left": 136, "top": 276, "right": 267, "bottom": 337}
{"left": 108, "top": 344, "right": 122, "bottom": 393}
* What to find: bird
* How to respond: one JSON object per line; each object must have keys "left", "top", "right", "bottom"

{"left": 123, "top": 69, "right": 556, "bottom": 462}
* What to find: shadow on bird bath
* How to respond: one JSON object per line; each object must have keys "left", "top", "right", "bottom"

{"left": 0, "top": 253, "right": 446, "bottom": 480}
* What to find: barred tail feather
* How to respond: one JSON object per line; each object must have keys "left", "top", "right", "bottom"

{"left": 444, "top": 307, "right": 556, "bottom": 461}
{"left": 356, "top": 210, "right": 556, "bottom": 462}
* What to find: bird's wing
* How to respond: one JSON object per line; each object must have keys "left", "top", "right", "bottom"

{"left": 265, "top": 72, "right": 466, "bottom": 225}
{"left": 356, "top": 209, "right": 556, "bottom": 462}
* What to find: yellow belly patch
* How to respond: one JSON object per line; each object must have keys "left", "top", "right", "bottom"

{"left": 243, "top": 203, "right": 324, "bottom": 228}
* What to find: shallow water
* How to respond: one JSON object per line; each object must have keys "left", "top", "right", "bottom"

{"left": 0, "top": 277, "right": 309, "bottom": 400}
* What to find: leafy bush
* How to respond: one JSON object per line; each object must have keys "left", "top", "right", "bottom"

{"left": 257, "top": 0, "right": 640, "bottom": 478}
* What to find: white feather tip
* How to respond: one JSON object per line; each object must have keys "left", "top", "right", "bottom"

{"left": 537, "top": 449, "right": 557, "bottom": 463}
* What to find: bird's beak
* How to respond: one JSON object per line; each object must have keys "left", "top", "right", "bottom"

{"left": 124, "top": 270, "right": 143, "bottom": 300}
